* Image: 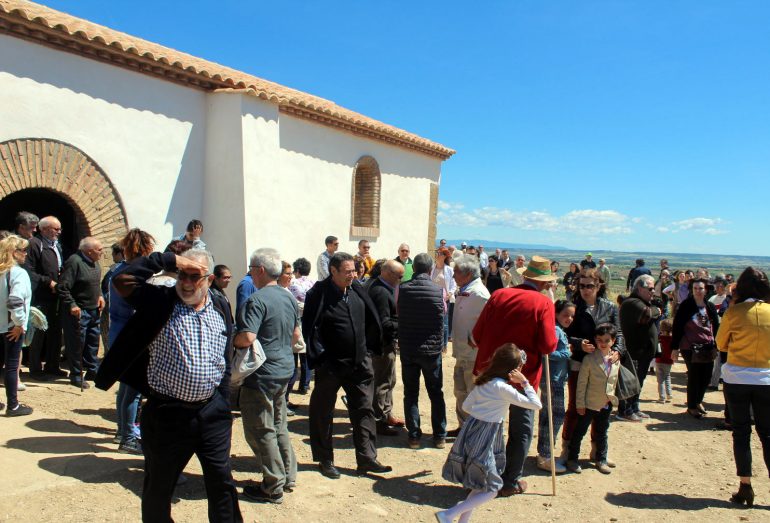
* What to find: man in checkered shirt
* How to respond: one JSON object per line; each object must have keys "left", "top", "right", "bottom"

{"left": 96, "top": 248, "right": 242, "bottom": 522}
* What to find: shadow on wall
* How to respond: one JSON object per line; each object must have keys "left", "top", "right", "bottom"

{"left": 165, "top": 122, "right": 205, "bottom": 239}
{"left": 278, "top": 114, "right": 441, "bottom": 182}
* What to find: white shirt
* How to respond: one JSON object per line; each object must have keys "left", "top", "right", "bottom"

{"left": 462, "top": 377, "right": 542, "bottom": 423}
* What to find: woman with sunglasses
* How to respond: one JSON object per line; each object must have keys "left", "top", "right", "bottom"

{"left": 672, "top": 278, "right": 720, "bottom": 419}
{"left": 562, "top": 268, "right": 625, "bottom": 465}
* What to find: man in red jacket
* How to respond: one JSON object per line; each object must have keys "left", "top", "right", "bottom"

{"left": 472, "top": 255, "right": 558, "bottom": 497}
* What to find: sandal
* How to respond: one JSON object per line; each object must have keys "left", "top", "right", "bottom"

{"left": 687, "top": 409, "right": 703, "bottom": 419}
{"left": 498, "top": 479, "right": 528, "bottom": 497}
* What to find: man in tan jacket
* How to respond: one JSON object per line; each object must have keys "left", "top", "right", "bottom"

{"left": 447, "top": 255, "right": 490, "bottom": 437}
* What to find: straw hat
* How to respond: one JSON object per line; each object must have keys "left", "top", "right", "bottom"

{"left": 522, "top": 255, "right": 558, "bottom": 282}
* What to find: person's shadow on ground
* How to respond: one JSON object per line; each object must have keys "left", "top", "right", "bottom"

{"left": 370, "top": 470, "right": 465, "bottom": 508}
{"left": 605, "top": 492, "right": 763, "bottom": 510}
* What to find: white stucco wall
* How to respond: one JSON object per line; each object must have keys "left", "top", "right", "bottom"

{"left": 1, "top": 34, "right": 446, "bottom": 285}
{"left": 0, "top": 35, "right": 207, "bottom": 243}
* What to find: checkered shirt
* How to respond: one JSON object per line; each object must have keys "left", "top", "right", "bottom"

{"left": 147, "top": 293, "right": 227, "bottom": 402}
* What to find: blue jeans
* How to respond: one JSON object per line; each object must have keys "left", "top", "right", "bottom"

{"left": 3, "top": 336, "right": 23, "bottom": 409}
{"left": 401, "top": 352, "right": 446, "bottom": 440}
{"left": 116, "top": 382, "right": 142, "bottom": 442}
{"left": 286, "top": 353, "right": 310, "bottom": 400}
{"left": 503, "top": 404, "right": 534, "bottom": 486}
{"left": 63, "top": 307, "right": 100, "bottom": 379}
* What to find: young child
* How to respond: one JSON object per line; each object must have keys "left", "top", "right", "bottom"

{"left": 537, "top": 300, "right": 575, "bottom": 473}
{"left": 438, "top": 343, "right": 542, "bottom": 523}
{"left": 566, "top": 323, "right": 620, "bottom": 475}
{"left": 656, "top": 319, "right": 676, "bottom": 403}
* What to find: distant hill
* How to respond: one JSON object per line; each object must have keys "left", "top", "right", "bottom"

{"left": 439, "top": 239, "right": 567, "bottom": 251}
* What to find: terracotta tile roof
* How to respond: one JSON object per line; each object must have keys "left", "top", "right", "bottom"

{"left": 0, "top": 0, "right": 455, "bottom": 159}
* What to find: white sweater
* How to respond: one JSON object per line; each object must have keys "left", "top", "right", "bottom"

{"left": 1, "top": 265, "right": 32, "bottom": 334}
{"left": 462, "top": 377, "right": 542, "bottom": 423}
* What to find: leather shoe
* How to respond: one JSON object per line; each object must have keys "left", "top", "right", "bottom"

{"left": 386, "top": 415, "right": 405, "bottom": 427}
{"left": 376, "top": 423, "right": 399, "bottom": 436}
{"left": 45, "top": 368, "right": 68, "bottom": 378}
{"left": 356, "top": 459, "right": 392, "bottom": 475}
{"left": 446, "top": 427, "right": 461, "bottom": 438}
{"left": 318, "top": 460, "right": 340, "bottom": 479}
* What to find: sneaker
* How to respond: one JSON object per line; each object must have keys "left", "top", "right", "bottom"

{"left": 635, "top": 411, "right": 651, "bottom": 419}
{"left": 408, "top": 437, "right": 420, "bottom": 449}
{"left": 6, "top": 404, "right": 33, "bottom": 417}
{"left": 242, "top": 485, "right": 283, "bottom": 504}
{"left": 565, "top": 459, "right": 582, "bottom": 473}
{"left": 286, "top": 408, "right": 295, "bottom": 417}
{"left": 596, "top": 461, "right": 612, "bottom": 474}
{"left": 118, "top": 438, "right": 142, "bottom": 455}
{"left": 112, "top": 433, "right": 122, "bottom": 444}
{"left": 537, "top": 455, "right": 566, "bottom": 474}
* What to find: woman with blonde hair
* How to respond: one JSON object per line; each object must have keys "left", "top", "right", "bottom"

{"left": 0, "top": 234, "right": 33, "bottom": 416}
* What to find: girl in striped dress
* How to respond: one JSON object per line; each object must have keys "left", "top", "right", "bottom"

{"left": 438, "top": 343, "right": 542, "bottom": 522}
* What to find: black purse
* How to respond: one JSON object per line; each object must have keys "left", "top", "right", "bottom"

{"left": 690, "top": 342, "right": 717, "bottom": 363}
{"left": 616, "top": 363, "right": 641, "bottom": 400}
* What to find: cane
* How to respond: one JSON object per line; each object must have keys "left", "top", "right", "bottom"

{"left": 543, "top": 355, "right": 557, "bottom": 496}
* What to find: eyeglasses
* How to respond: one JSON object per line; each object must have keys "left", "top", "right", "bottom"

{"left": 177, "top": 271, "right": 210, "bottom": 283}
{"left": 643, "top": 286, "right": 655, "bottom": 291}
{"left": 579, "top": 284, "right": 596, "bottom": 290}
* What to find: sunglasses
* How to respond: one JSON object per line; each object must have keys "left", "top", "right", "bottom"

{"left": 579, "top": 284, "right": 596, "bottom": 290}
{"left": 177, "top": 271, "right": 210, "bottom": 283}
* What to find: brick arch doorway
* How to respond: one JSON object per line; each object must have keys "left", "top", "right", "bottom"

{"left": 0, "top": 138, "right": 128, "bottom": 265}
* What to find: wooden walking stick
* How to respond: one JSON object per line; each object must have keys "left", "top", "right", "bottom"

{"left": 543, "top": 355, "right": 557, "bottom": 496}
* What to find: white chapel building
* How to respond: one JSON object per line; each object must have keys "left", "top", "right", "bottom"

{"left": 0, "top": 0, "right": 454, "bottom": 277}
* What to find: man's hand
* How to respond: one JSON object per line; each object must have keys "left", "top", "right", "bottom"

{"left": 577, "top": 407, "right": 586, "bottom": 416}
{"left": 97, "top": 296, "right": 106, "bottom": 314}
{"left": 609, "top": 350, "right": 620, "bottom": 364}
{"left": 175, "top": 255, "right": 208, "bottom": 274}
{"left": 70, "top": 306, "right": 81, "bottom": 319}
{"left": 6, "top": 325, "right": 24, "bottom": 342}
{"left": 49, "top": 280, "right": 57, "bottom": 293}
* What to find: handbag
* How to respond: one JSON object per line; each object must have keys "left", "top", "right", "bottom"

{"left": 230, "top": 339, "right": 266, "bottom": 387}
{"left": 616, "top": 363, "right": 641, "bottom": 401}
{"left": 690, "top": 342, "right": 717, "bottom": 363}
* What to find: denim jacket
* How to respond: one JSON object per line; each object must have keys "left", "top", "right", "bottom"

{"left": 542, "top": 325, "right": 571, "bottom": 386}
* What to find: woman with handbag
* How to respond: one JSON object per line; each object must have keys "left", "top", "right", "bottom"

{"left": 1, "top": 234, "right": 33, "bottom": 416}
{"left": 715, "top": 267, "right": 770, "bottom": 507}
{"left": 562, "top": 268, "right": 626, "bottom": 465}
{"left": 672, "top": 278, "right": 720, "bottom": 419}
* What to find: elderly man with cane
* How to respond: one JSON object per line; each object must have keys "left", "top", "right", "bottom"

{"left": 472, "top": 256, "right": 558, "bottom": 496}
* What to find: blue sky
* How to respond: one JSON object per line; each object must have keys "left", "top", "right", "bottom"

{"left": 43, "top": 1, "right": 770, "bottom": 256}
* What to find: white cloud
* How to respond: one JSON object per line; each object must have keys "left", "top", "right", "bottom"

{"left": 437, "top": 203, "right": 633, "bottom": 235}
{"left": 667, "top": 217, "right": 728, "bottom": 235}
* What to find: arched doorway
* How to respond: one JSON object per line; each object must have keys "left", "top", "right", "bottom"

{"left": 0, "top": 138, "right": 128, "bottom": 264}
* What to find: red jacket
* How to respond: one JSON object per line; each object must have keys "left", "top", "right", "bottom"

{"left": 472, "top": 284, "right": 557, "bottom": 391}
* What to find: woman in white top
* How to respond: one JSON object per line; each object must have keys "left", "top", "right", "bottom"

{"left": 432, "top": 248, "right": 456, "bottom": 349}
{"left": 439, "top": 343, "right": 541, "bottom": 522}
{"left": 1, "top": 235, "right": 33, "bottom": 416}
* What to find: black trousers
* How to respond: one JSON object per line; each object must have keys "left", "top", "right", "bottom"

{"left": 29, "top": 300, "right": 62, "bottom": 372}
{"left": 724, "top": 383, "right": 770, "bottom": 478}
{"left": 569, "top": 406, "right": 612, "bottom": 463}
{"left": 309, "top": 357, "right": 377, "bottom": 466}
{"left": 140, "top": 390, "right": 242, "bottom": 523}
{"left": 684, "top": 359, "right": 714, "bottom": 410}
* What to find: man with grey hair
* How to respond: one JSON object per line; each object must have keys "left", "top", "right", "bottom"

{"left": 96, "top": 248, "right": 242, "bottom": 521}
{"left": 397, "top": 253, "right": 447, "bottom": 449}
{"left": 24, "top": 215, "right": 65, "bottom": 380}
{"left": 447, "top": 255, "right": 490, "bottom": 437}
{"left": 618, "top": 274, "right": 662, "bottom": 422}
{"left": 394, "top": 243, "right": 413, "bottom": 281}
{"left": 234, "top": 248, "right": 300, "bottom": 504}
{"left": 58, "top": 236, "right": 104, "bottom": 388}
{"left": 14, "top": 211, "right": 39, "bottom": 239}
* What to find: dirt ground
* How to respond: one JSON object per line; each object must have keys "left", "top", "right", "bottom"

{"left": 1, "top": 351, "right": 768, "bottom": 523}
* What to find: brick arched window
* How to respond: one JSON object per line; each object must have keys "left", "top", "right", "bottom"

{"left": 350, "top": 155, "right": 381, "bottom": 237}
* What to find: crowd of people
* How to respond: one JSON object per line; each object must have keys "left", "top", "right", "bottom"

{"left": 1, "top": 215, "right": 769, "bottom": 521}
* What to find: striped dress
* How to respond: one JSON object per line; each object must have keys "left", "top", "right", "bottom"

{"left": 442, "top": 377, "right": 541, "bottom": 492}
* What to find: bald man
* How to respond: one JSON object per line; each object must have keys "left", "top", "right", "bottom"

{"left": 368, "top": 260, "right": 405, "bottom": 434}
{"left": 394, "top": 243, "right": 414, "bottom": 281}
{"left": 58, "top": 236, "right": 105, "bottom": 388}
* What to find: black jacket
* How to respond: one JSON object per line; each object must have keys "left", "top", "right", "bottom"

{"left": 627, "top": 266, "right": 652, "bottom": 291}
{"left": 671, "top": 296, "right": 720, "bottom": 352}
{"left": 23, "top": 235, "right": 64, "bottom": 303}
{"left": 567, "top": 296, "right": 626, "bottom": 362}
{"left": 397, "top": 273, "right": 444, "bottom": 356}
{"left": 620, "top": 293, "right": 661, "bottom": 360}
{"left": 302, "top": 277, "right": 382, "bottom": 370}
{"left": 94, "top": 252, "right": 233, "bottom": 399}
{"left": 367, "top": 277, "right": 398, "bottom": 352}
